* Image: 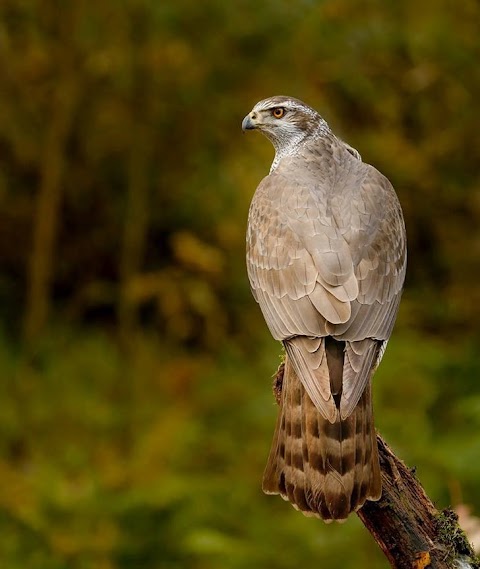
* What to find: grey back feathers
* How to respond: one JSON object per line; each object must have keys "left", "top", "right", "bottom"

{"left": 243, "top": 96, "right": 406, "bottom": 521}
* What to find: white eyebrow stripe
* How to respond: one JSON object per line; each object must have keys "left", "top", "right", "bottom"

{"left": 256, "top": 103, "right": 318, "bottom": 125}
{"left": 253, "top": 97, "right": 305, "bottom": 113}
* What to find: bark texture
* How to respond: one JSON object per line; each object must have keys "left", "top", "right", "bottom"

{"left": 358, "top": 435, "right": 479, "bottom": 568}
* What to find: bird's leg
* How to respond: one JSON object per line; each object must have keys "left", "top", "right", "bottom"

{"left": 272, "top": 362, "right": 285, "bottom": 406}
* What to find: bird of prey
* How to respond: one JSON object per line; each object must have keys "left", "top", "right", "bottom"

{"left": 242, "top": 96, "right": 406, "bottom": 522}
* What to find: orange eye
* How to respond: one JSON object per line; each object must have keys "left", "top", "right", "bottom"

{"left": 272, "top": 107, "right": 285, "bottom": 119}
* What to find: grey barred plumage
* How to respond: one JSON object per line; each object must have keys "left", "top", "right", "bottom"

{"left": 242, "top": 96, "right": 406, "bottom": 521}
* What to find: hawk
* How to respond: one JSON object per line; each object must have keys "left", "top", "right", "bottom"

{"left": 242, "top": 96, "right": 406, "bottom": 522}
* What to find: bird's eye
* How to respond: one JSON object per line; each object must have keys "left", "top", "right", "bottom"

{"left": 272, "top": 107, "right": 285, "bottom": 119}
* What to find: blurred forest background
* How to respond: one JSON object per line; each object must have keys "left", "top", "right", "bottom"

{"left": 1, "top": 0, "right": 480, "bottom": 568}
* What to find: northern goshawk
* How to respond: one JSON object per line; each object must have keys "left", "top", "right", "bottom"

{"left": 242, "top": 96, "right": 406, "bottom": 522}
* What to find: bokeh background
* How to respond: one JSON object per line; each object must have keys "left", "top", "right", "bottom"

{"left": 1, "top": 1, "right": 480, "bottom": 568}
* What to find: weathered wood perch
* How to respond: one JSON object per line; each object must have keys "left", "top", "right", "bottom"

{"left": 358, "top": 436, "right": 478, "bottom": 568}
{"left": 271, "top": 362, "right": 479, "bottom": 569}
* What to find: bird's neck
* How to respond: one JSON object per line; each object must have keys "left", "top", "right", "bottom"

{"left": 269, "top": 120, "right": 331, "bottom": 173}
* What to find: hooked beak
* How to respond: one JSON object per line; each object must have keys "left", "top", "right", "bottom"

{"left": 242, "top": 113, "right": 257, "bottom": 131}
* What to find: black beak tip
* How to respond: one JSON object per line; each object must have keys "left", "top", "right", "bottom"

{"left": 242, "top": 115, "right": 256, "bottom": 131}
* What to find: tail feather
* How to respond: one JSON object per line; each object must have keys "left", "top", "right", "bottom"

{"left": 263, "top": 357, "right": 381, "bottom": 522}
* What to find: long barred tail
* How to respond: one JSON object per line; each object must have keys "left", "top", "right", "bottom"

{"left": 262, "top": 357, "right": 381, "bottom": 522}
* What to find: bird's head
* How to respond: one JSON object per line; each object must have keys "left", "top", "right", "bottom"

{"left": 242, "top": 96, "right": 329, "bottom": 150}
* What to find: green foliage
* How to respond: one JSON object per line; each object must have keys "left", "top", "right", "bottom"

{"left": 0, "top": 0, "right": 480, "bottom": 567}
{"left": 0, "top": 329, "right": 387, "bottom": 568}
